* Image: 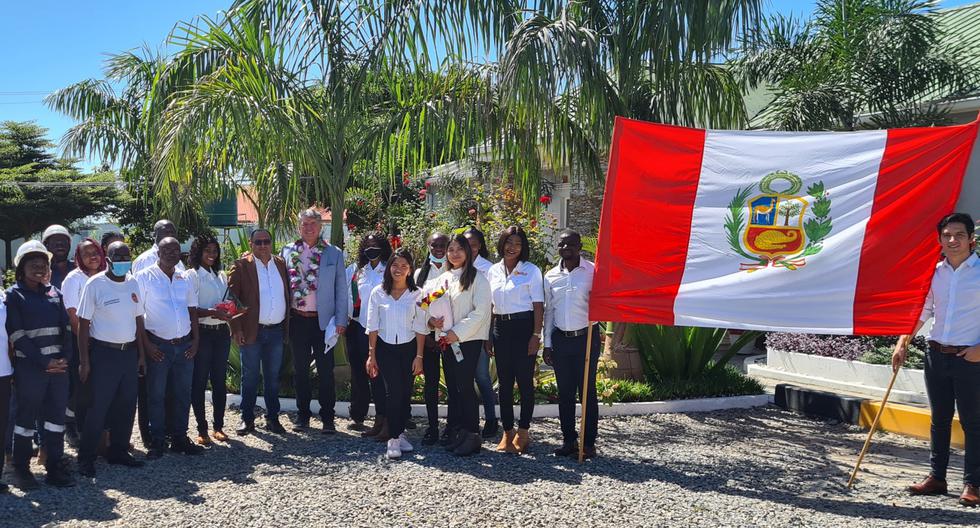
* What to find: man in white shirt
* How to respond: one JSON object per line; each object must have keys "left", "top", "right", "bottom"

{"left": 132, "top": 220, "right": 186, "bottom": 274}
{"left": 75, "top": 241, "right": 146, "bottom": 477}
{"left": 543, "top": 229, "right": 599, "bottom": 459}
{"left": 135, "top": 237, "right": 201, "bottom": 459}
{"left": 893, "top": 213, "right": 980, "bottom": 506}
{"left": 228, "top": 229, "right": 290, "bottom": 435}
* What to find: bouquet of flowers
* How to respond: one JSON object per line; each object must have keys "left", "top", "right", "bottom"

{"left": 418, "top": 282, "right": 462, "bottom": 362}
{"left": 215, "top": 287, "right": 248, "bottom": 320}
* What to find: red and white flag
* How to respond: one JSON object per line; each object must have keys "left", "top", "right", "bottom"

{"left": 590, "top": 117, "right": 979, "bottom": 335}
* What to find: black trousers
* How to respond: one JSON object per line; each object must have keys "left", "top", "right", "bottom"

{"left": 79, "top": 343, "right": 138, "bottom": 462}
{"left": 290, "top": 315, "right": 334, "bottom": 422}
{"left": 67, "top": 331, "right": 89, "bottom": 433}
{"left": 377, "top": 339, "right": 415, "bottom": 437}
{"left": 13, "top": 364, "right": 68, "bottom": 470}
{"left": 192, "top": 325, "right": 231, "bottom": 434}
{"left": 0, "top": 375, "right": 10, "bottom": 462}
{"left": 421, "top": 334, "right": 442, "bottom": 429}
{"left": 494, "top": 316, "right": 536, "bottom": 430}
{"left": 347, "top": 321, "right": 386, "bottom": 420}
{"left": 925, "top": 344, "right": 980, "bottom": 485}
{"left": 454, "top": 341, "right": 483, "bottom": 434}
{"left": 552, "top": 326, "right": 600, "bottom": 448}
{"left": 137, "top": 369, "right": 175, "bottom": 447}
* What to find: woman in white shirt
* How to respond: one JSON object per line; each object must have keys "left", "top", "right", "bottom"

{"left": 463, "top": 227, "right": 498, "bottom": 438}
{"left": 364, "top": 249, "right": 428, "bottom": 459}
{"left": 487, "top": 226, "right": 544, "bottom": 454}
{"left": 430, "top": 233, "right": 492, "bottom": 456}
{"left": 185, "top": 234, "right": 232, "bottom": 445}
{"left": 61, "top": 237, "right": 107, "bottom": 442}
{"left": 414, "top": 231, "right": 453, "bottom": 446}
{"left": 347, "top": 233, "right": 390, "bottom": 437}
{"left": 0, "top": 290, "right": 10, "bottom": 494}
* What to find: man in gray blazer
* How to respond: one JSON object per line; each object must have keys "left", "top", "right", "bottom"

{"left": 281, "top": 208, "right": 349, "bottom": 433}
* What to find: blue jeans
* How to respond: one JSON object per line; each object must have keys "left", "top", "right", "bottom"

{"left": 192, "top": 326, "right": 231, "bottom": 433}
{"left": 475, "top": 345, "right": 496, "bottom": 422}
{"left": 145, "top": 338, "right": 193, "bottom": 445}
{"left": 240, "top": 326, "right": 284, "bottom": 424}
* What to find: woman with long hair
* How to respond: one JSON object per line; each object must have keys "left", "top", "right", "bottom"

{"left": 348, "top": 232, "right": 392, "bottom": 438}
{"left": 364, "top": 249, "right": 428, "bottom": 459}
{"left": 186, "top": 233, "right": 232, "bottom": 445}
{"left": 463, "top": 227, "right": 498, "bottom": 438}
{"left": 487, "top": 226, "right": 544, "bottom": 454}
{"left": 430, "top": 233, "right": 491, "bottom": 456}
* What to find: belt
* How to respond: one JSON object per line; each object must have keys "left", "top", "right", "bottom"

{"left": 496, "top": 311, "right": 532, "bottom": 321}
{"left": 929, "top": 340, "right": 969, "bottom": 355}
{"left": 291, "top": 309, "right": 319, "bottom": 318}
{"left": 259, "top": 321, "right": 283, "bottom": 330}
{"left": 91, "top": 338, "right": 136, "bottom": 351}
{"left": 555, "top": 327, "right": 589, "bottom": 338}
{"left": 148, "top": 333, "right": 192, "bottom": 345}
{"left": 200, "top": 322, "right": 226, "bottom": 330}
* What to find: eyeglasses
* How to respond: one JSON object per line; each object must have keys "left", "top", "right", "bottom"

{"left": 253, "top": 239, "right": 272, "bottom": 246}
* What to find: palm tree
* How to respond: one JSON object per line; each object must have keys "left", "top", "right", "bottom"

{"left": 736, "top": 0, "right": 979, "bottom": 131}
{"left": 152, "top": 0, "right": 506, "bottom": 244}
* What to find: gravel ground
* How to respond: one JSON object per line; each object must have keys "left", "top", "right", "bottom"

{"left": 0, "top": 404, "right": 976, "bottom": 527}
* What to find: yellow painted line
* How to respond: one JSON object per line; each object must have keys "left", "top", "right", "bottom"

{"left": 860, "top": 400, "right": 963, "bottom": 449}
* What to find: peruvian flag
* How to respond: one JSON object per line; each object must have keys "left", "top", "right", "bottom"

{"left": 590, "top": 117, "right": 979, "bottom": 335}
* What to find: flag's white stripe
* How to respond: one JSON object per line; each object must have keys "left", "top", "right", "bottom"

{"left": 672, "top": 129, "right": 887, "bottom": 334}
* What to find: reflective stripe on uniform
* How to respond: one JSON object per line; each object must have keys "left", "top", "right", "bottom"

{"left": 13, "top": 425, "right": 36, "bottom": 437}
{"left": 65, "top": 408, "right": 75, "bottom": 418}
{"left": 10, "top": 326, "right": 61, "bottom": 341}
{"left": 43, "top": 422, "right": 65, "bottom": 433}
{"left": 39, "top": 345, "right": 61, "bottom": 355}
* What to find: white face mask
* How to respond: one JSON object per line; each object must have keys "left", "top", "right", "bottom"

{"left": 429, "top": 253, "right": 446, "bottom": 265}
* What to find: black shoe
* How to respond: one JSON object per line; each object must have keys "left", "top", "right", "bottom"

{"left": 349, "top": 420, "right": 369, "bottom": 432}
{"left": 265, "top": 419, "right": 287, "bottom": 434}
{"left": 321, "top": 421, "right": 337, "bottom": 435}
{"left": 45, "top": 466, "right": 76, "bottom": 488}
{"left": 481, "top": 420, "right": 499, "bottom": 439}
{"left": 77, "top": 460, "right": 96, "bottom": 478}
{"left": 145, "top": 442, "right": 166, "bottom": 460}
{"left": 293, "top": 416, "right": 310, "bottom": 431}
{"left": 444, "top": 430, "right": 466, "bottom": 452}
{"left": 237, "top": 421, "right": 255, "bottom": 436}
{"left": 405, "top": 418, "right": 417, "bottom": 430}
{"left": 171, "top": 438, "right": 205, "bottom": 456}
{"left": 553, "top": 443, "right": 577, "bottom": 457}
{"left": 12, "top": 467, "right": 40, "bottom": 491}
{"left": 581, "top": 446, "right": 597, "bottom": 459}
{"left": 438, "top": 428, "right": 454, "bottom": 447}
{"left": 107, "top": 453, "right": 144, "bottom": 468}
{"left": 453, "top": 432, "right": 482, "bottom": 456}
{"left": 422, "top": 427, "right": 439, "bottom": 446}
{"left": 0, "top": 482, "right": 8, "bottom": 494}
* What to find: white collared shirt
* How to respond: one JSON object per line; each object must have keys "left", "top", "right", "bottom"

{"left": 77, "top": 272, "right": 144, "bottom": 344}
{"left": 543, "top": 259, "right": 595, "bottom": 347}
{"left": 255, "top": 257, "right": 286, "bottom": 325}
{"left": 473, "top": 255, "right": 493, "bottom": 278}
{"left": 487, "top": 260, "right": 544, "bottom": 315}
{"left": 355, "top": 262, "right": 385, "bottom": 328}
{"left": 186, "top": 267, "right": 228, "bottom": 326}
{"left": 365, "top": 285, "right": 429, "bottom": 345}
{"left": 135, "top": 265, "right": 197, "bottom": 340}
{"left": 132, "top": 245, "right": 186, "bottom": 274}
{"left": 61, "top": 267, "right": 92, "bottom": 311}
{"left": 920, "top": 253, "right": 980, "bottom": 346}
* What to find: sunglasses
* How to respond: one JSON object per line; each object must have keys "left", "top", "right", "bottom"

{"left": 253, "top": 239, "right": 273, "bottom": 246}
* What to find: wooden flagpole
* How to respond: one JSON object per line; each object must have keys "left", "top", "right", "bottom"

{"left": 578, "top": 321, "right": 596, "bottom": 463}
{"left": 846, "top": 366, "right": 900, "bottom": 488}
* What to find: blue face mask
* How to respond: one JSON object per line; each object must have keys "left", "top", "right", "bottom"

{"left": 429, "top": 253, "right": 446, "bottom": 265}
{"left": 110, "top": 261, "right": 132, "bottom": 276}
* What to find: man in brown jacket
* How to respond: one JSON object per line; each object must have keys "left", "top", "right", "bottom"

{"left": 228, "top": 229, "right": 290, "bottom": 435}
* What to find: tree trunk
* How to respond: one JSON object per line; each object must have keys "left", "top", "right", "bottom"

{"left": 329, "top": 191, "right": 345, "bottom": 249}
{"left": 4, "top": 238, "right": 11, "bottom": 271}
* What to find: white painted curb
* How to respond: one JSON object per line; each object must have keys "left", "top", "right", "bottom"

{"left": 213, "top": 392, "right": 773, "bottom": 419}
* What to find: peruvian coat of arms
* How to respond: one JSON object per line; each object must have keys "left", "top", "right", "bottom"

{"left": 724, "top": 171, "right": 833, "bottom": 271}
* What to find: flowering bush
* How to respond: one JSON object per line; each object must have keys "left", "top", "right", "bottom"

{"left": 765, "top": 332, "right": 927, "bottom": 368}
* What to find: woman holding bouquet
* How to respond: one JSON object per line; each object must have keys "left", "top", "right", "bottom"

{"left": 364, "top": 249, "right": 428, "bottom": 459}
{"left": 463, "top": 227, "right": 498, "bottom": 438}
{"left": 487, "top": 226, "right": 544, "bottom": 454}
{"left": 432, "top": 234, "right": 491, "bottom": 456}
{"left": 348, "top": 233, "right": 391, "bottom": 437}
{"left": 186, "top": 234, "right": 233, "bottom": 445}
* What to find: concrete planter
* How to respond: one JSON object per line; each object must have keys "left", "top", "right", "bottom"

{"left": 747, "top": 348, "right": 926, "bottom": 404}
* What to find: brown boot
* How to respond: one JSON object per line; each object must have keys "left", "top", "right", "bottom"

{"left": 496, "top": 430, "right": 517, "bottom": 453}
{"left": 361, "top": 417, "right": 385, "bottom": 438}
{"left": 373, "top": 419, "right": 391, "bottom": 443}
{"left": 960, "top": 484, "right": 980, "bottom": 507}
{"left": 512, "top": 428, "right": 531, "bottom": 454}
{"left": 908, "top": 475, "right": 948, "bottom": 496}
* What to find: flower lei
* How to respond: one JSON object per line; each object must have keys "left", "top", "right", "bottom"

{"left": 287, "top": 239, "right": 325, "bottom": 307}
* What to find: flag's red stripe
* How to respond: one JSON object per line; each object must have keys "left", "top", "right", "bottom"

{"left": 853, "top": 122, "right": 979, "bottom": 335}
{"left": 589, "top": 117, "right": 706, "bottom": 324}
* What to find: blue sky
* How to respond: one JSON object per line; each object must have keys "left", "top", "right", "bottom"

{"left": 1, "top": 0, "right": 976, "bottom": 167}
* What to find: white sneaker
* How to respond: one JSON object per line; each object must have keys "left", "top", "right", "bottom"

{"left": 398, "top": 433, "right": 414, "bottom": 453}
{"left": 386, "top": 438, "right": 402, "bottom": 459}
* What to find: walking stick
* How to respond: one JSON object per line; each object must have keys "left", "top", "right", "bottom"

{"left": 578, "top": 321, "right": 595, "bottom": 463}
{"left": 846, "top": 366, "right": 900, "bottom": 488}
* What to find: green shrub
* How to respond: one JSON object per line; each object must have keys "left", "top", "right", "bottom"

{"left": 861, "top": 345, "right": 925, "bottom": 370}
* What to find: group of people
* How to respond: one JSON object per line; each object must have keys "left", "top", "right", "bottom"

{"left": 0, "top": 208, "right": 600, "bottom": 492}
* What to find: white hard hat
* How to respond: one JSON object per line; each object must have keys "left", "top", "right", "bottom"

{"left": 41, "top": 224, "right": 71, "bottom": 243}
{"left": 14, "top": 240, "right": 53, "bottom": 268}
